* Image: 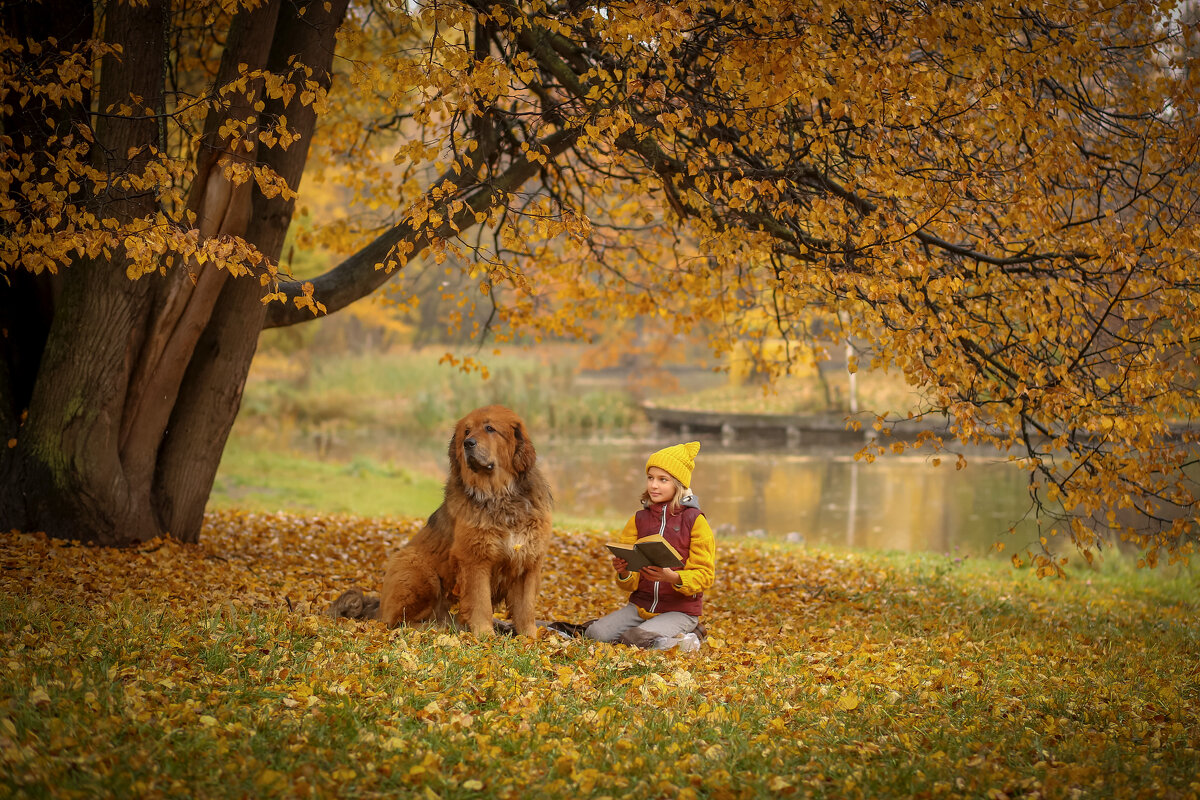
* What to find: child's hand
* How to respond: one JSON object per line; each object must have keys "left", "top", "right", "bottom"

{"left": 641, "top": 566, "right": 680, "bottom": 585}
{"left": 611, "top": 556, "right": 629, "bottom": 574}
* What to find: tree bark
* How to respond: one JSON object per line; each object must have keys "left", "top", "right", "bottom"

{"left": 119, "top": 0, "right": 281, "bottom": 505}
{"left": 154, "top": 0, "right": 350, "bottom": 541}
{"left": 2, "top": 0, "right": 167, "bottom": 543}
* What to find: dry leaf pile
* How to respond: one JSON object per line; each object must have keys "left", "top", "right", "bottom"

{"left": 2, "top": 509, "right": 1198, "bottom": 799}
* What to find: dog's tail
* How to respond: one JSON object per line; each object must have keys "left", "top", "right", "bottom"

{"left": 327, "top": 588, "right": 381, "bottom": 620}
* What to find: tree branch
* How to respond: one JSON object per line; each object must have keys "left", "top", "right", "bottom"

{"left": 263, "top": 127, "right": 578, "bottom": 328}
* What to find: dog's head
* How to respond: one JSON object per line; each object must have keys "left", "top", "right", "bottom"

{"left": 449, "top": 405, "right": 537, "bottom": 493}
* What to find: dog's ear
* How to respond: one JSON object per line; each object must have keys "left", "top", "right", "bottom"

{"left": 511, "top": 421, "right": 536, "bottom": 474}
{"left": 447, "top": 427, "right": 462, "bottom": 479}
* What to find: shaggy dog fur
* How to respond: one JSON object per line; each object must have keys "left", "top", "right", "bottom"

{"left": 330, "top": 405, "right": 553, "bottom": 637}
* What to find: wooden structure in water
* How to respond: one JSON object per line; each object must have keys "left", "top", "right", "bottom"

{"left": 641, "top": 403, "right": 953, "bottom": 446}
{"left": 643, "top": 403, "right": 1200, "bottom": 446}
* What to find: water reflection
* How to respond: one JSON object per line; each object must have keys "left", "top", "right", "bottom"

{"left": 541, "top": 440, "right": 1041, "bottom": 558}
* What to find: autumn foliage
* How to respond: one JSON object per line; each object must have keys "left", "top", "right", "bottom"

{"left": 2, "top": 512, "right": 1197, "bottom": 797}
{"left": 3, "top": 0, "right": 1200, "bottom": 563}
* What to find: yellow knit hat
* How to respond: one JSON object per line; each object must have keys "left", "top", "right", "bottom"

{"left": 646, "top": 441, "right": 701, "bottom": 489}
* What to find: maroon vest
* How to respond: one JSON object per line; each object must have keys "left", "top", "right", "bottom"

{"left": 628, "top": 503, "right": 703, "bottom": 616}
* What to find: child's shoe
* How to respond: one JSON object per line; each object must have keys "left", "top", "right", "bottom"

{"left": 649, "top": 632, "right": 702, "bottom": 652}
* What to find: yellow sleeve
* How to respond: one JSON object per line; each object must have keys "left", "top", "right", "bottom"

{"left": 676, "top": 514, "right": 716, "bottom": 596}
{"left": 614, "top": 515, "right": 640, "bottom": 592}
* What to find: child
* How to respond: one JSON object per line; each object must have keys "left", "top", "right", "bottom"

{"left": 585, "top": 441, "right": 716, "bottom": 650}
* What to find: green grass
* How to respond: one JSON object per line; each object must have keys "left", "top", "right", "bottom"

{"left": 2, "top": 515, "right": 1197, "bottom": 800}
{"left": 210, "top": 439, "right": 446, "bottom": 519}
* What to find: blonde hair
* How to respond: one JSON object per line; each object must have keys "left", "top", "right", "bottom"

{"left": 642, "top": 472, "right": 687, "bottom": 514}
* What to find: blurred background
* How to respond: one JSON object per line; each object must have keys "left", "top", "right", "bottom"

{"left": 212, "top": 301, "right": 1045, "bottom": 563}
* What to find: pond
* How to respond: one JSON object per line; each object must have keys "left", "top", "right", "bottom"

{"left": 539, "top": 439, "right": 1045, "bottom": 559}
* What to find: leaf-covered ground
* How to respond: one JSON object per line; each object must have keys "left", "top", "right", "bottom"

{"left": 2, "top": 510, "right": 1198, "bottom": 799}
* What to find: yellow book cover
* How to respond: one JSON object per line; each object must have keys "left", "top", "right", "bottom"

{"left": 605, "top": 534, "right": 685, "bottom": 571}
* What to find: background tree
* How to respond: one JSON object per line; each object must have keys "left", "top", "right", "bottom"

{"left": 2, "top": 0, "right": 1198, "bottom": 570}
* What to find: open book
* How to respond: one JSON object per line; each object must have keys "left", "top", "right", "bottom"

{"left": 605, "top": 534, "right": 685, "bottom": 571}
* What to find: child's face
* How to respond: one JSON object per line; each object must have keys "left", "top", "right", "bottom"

{"left": 646, "top": 467, "right": 678, "bottom": 505}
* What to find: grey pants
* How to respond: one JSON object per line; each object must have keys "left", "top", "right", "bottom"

{"left": 584, "top": 603, "right": 698, "bottom": 648}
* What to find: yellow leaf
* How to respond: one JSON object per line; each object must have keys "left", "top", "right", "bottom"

{"left": 255, "top": 769, "right": 284, "bottom": 788}
{"left": 837, "top": 692, "right": 860, "bottom": 711}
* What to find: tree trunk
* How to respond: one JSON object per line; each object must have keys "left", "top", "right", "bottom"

{"left": 153, "top": 0, "right": 350, "bottom": 542}
{"left": 0, "top": 0, "right": 348, "bottom": 544}
{"left": 1, "top": 0, "right": 166, "bottom": 544}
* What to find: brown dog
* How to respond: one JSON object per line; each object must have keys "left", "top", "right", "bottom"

{"left": 368, "top": 405, "right": 553, "bottom": 636}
